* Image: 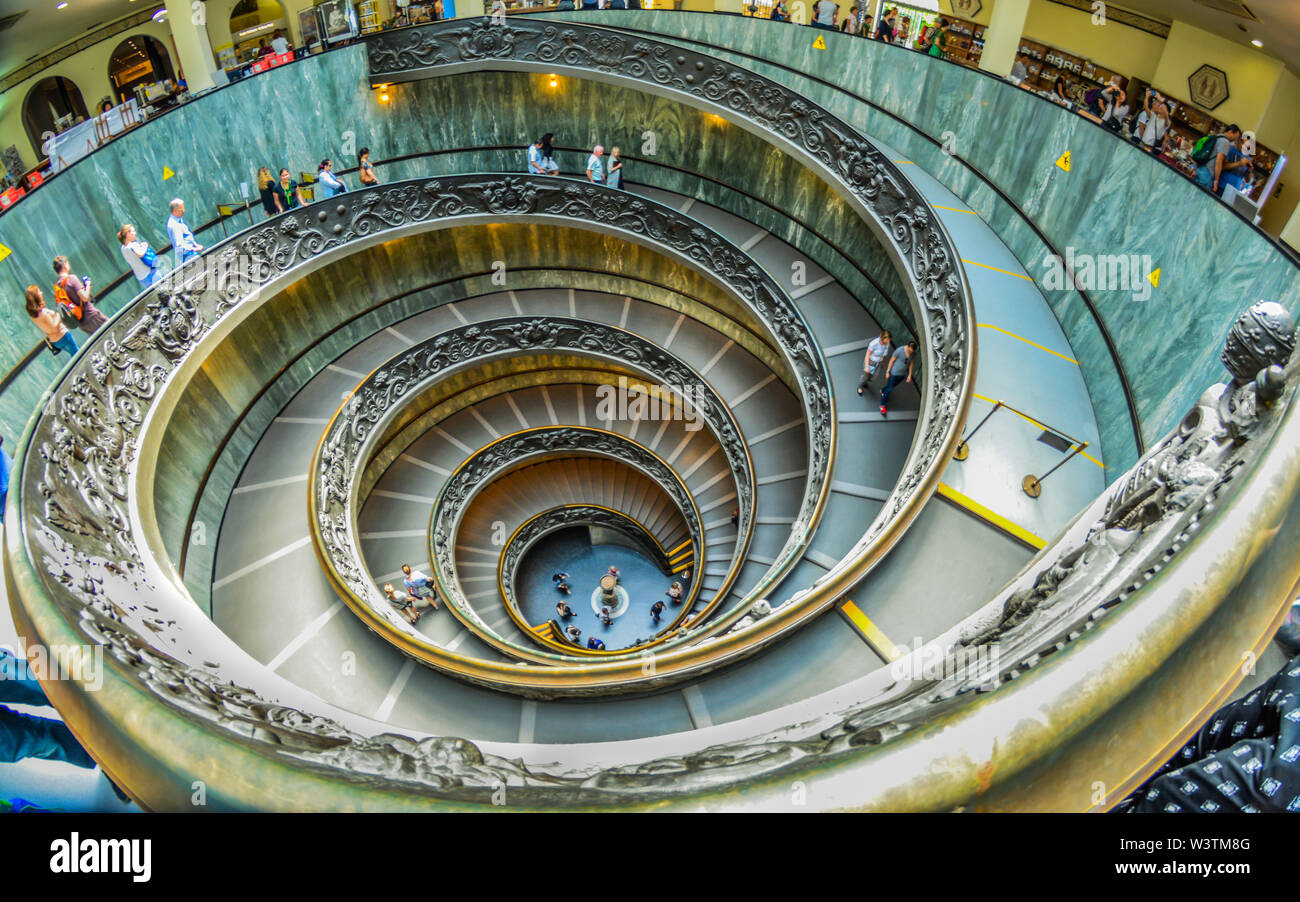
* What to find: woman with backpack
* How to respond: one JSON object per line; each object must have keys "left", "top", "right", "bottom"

{"left": 922, "top": 18, "right": 949, "bottom": 58}
{"left": 51, "top": 255, "right": 107, "bottom": 335}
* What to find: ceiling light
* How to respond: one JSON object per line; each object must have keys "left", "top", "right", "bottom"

{"left": 57, "top": 2, "right": 68, "bottom": 8}
{"left": 1251, "top": 39, "right": 1263, "bottom": 47}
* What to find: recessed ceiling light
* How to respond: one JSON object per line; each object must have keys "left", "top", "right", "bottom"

{"left": 1251, "top": 39, "right": 1263, "bottom": 47}
{"left": 56, "top": 2, "right": 67, "bottom": 7}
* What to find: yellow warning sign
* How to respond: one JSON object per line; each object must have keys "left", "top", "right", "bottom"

{"left": 163, "top": 166, "right": 175, "bottom": 180}
{"left": 0, "top": 243, "right": 10, "bottom": 263}
{"left": 1148, "top": 267, "right": 1161, "bottom": 289}
{"left": 1055, "top": 151, "right": 1071, "bottom": 172}
{"left": 812, "top": 34, "right": 826, "bottom": 50}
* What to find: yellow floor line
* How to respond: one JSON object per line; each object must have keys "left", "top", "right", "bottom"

{"left": 838, "top": 600, "right": 902, "bottom": 661}
{"left": 969, "top": 392, "right": 1105, "bottom": 469}
{"left": 961, "top": 258, "right": 1035, "bottom": 281}
{"left": 977, "top": 323, "right": 1078, "bottom": 365}
{"left": 936, "top": 482, "right": 1047, "bottom": 549}
{"left": 932, "top": 203, "right": 977, "bottom": 214}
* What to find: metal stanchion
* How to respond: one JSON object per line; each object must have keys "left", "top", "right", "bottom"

{"left": 953, "top": 399, "right": 1003, "bottom": 460}
{"left": 1023, "top": 441, "right": 1090, "bottom": 498}
{"left": 953, "top": 398, "right": 1092, "bottom": 498}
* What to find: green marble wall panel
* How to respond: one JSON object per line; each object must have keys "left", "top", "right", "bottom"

{"left": 551, "top": 10, "right": 1300, "bottom": 473}
{"left": 0, "top": 48, "right": 910, "bottom": 444}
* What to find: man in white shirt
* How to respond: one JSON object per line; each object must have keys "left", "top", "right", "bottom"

{"left": 165, "top": 199, "right": 202, "bottom": 265}
{"left": 858, "top": 330, "right": 892, "bottom": 396}
{"left": 271, "top": 31, "right": 290, "bottom": 55}
{"left": 586, "top": 145, "right": 605, "bottom": 184}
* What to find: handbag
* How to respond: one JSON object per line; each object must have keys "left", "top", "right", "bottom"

{"left": 141, "top": 246, "right": 157, "bottom": 268}
{"left": 44, "top": 337, "right": 61, "bottom": 356}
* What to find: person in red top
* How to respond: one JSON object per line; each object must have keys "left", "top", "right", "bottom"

{"left": 51, "top": 255, "right": 107, "bottom": 335}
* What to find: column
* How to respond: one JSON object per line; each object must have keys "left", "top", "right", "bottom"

{"left": 1282, "top": 204, "right": 1300, "bottom": 255}
{"left": 978, "top": 0, "right": 1029, "bottom": 78}
{"left": 165, "top": 0, "right": 218, "bottom": 92}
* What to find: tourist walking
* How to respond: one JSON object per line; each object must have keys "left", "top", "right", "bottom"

{"left": 51, "top": 255, "right": 107, "bottom": 334}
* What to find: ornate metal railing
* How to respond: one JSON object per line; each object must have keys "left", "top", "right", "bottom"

{"left": 309, "top": 314, "right": 756, "bottom": 677}
{"left": 432, "top": 433, "right": 704, "bottom": 655}
{"left": 369, "top": 17, "right": 976, "bottom": 644}
{"left": 3, "top": 7, "right": 1294, "bottom": 806}
{"left": 13, "top": 298, "right": 1293, "bottom": 808}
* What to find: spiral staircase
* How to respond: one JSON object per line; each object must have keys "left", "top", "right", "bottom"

{"left": 4, "top": 14, "right": 1300, "bottom": 812}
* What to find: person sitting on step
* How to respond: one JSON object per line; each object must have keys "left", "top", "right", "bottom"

{"left": 565, "top": 624, "right": 582, "bottom": 643}
{"left": 587, "top": 636, "right": 606, "bottom": 650}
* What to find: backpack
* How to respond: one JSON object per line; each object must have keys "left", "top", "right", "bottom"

{"left": 1191, "top": 134, "right": 1224, "bottom": 165}
{"left": 52, "top": 275, "right": 83, "bottom": 321}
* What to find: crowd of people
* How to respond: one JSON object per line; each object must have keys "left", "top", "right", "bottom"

{"left": 16, "top": 145, "right": 388, "bottom": 361}
{"left": 797, "top": 3, "right": 952, "bottom": 58}
{"left": 527, "top": 134, "right": 625, "bottom": 189}
{"left": 552, "top": 567, "right": 688, "bottom": 647}
{"left": 762, "top": 6, "right": 1264, "bottom": 201}
{"left": 1012, "top": 72, "right": 1258, "bottom": 199}
{"left": 255, "top": 150, "right": 375, "bottom": 218}
{"left": 22, "top": 195, "right": 207, "bottom": 358}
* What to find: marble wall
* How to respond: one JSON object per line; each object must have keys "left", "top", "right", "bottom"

{"left": 0, "top": 45, "right": 911, "bottom": 442}
{"left": 550, "top": 10, "right": 1300, "bottom": 472}
{"left": 5, "top": 13, "right": 1295, "bottom": 475}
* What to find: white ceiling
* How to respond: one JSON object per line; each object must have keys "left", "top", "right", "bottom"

{"left": 0, "top": 0, "right": 155, "bottom": 81}
{"left": 1112, "top": 0, "right": 1300, "bottom": 75}
{"left": 0, "top": 0, "right": 1297, "bottom": 89}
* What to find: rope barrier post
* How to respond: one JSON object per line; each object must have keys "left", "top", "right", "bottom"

{"left": 1023, "top": 441, "right": 1089, "bottom": 498}
{"left": 953, "top": 399, "right": 1002, "bottom": 460}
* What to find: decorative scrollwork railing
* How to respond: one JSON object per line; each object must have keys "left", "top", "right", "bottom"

{"left": 3, "top": 3, "right": 1294, "bottom": 805}
{"left": 19, "top": 302, "right": 1294, "bottom": 810}
{"left": 310, "top": 314, "right": 755, "bottom": 676}
{"left": 432, "top": 433, "right": 704, "bottom": 655}
{"left": 368, "top": 17, "right": 976, "bottom": 640}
